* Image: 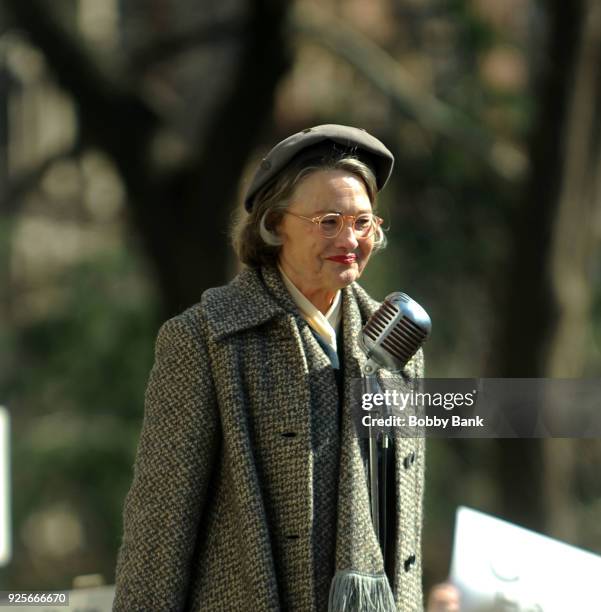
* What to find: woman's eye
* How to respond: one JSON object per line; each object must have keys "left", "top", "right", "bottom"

{"left": 321, "top": 217, "right": 339, "bottom": 227}
{"left": 355, "top": 216, "right": 372, "bottom": 229}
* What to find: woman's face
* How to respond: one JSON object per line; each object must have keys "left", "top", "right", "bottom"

{"left": 277, "top": 169, "right": 375, "bottom": 305}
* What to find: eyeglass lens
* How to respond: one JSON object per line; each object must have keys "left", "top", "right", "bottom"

{"left": 319, "top": 213, "right": 376, "bottom": 237}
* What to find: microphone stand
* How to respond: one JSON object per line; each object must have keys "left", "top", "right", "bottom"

{"left": 359, "top": 291, "right": 432, "bottom": 565}
{"left": 380, "top": 416, "right": 389, "bottom": 564}
{"left": 362, "top": 361, "right": 387, "bottom": 559}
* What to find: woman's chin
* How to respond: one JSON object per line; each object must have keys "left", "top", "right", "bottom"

{"left": 332, "top": 267, "right": 360, "bottom": 287}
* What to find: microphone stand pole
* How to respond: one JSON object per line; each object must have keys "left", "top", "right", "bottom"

{"left": 362, "top": 363, "right": 386, "bottom": 559}
{"left": 359, "top": 291, "right": 432, "bottom": 565}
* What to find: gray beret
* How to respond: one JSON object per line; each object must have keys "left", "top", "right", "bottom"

{"left": 244, "top": 124, "right": 394, "bottom": 211}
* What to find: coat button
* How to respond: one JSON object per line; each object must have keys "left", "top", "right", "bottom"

{"left": 403, "top": 451, "right": 416, "bottom": 469}
{"left": 404, "top": 554, "right": 416, "bottom": 572}
{"left": 286, "top": 534, "right": 300, "bottom": 541}
{"left": 281, "top": 431, "right": 297, "bottom": 438}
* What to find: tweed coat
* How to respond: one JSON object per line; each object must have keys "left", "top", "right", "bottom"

{"left": 113, "top": 265, "right": 425, "bottom": 612}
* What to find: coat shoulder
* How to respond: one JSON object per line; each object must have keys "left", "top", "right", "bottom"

{"left": 154, "top": 269, "right": 269, "bottom": 343}
{"left": 199, "top": 267, "right": 287, "bottom": 340}
{"left": 154, "top": 302, "right": 207, "bottom": 357}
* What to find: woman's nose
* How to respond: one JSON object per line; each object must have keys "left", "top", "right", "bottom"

{"left": 335, "top": 222, "right": 359, "bottom": 249}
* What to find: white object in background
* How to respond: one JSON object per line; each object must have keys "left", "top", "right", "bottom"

{"left": 0, "top": 406, "right": 10, "bottom": 566}
{"left": 450, "top": 506, "right": 601, "bottom": 611}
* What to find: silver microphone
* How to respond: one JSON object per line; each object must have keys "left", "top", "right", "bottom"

{"left": 359, "top": 292, "right": 431, "bottom": 557}
{"left": 360, "top": 292, "right": 432, "bottom": 375}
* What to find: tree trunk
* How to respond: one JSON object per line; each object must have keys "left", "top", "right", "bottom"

{"left": 491, "top": 0, "right": 585, "bottom": 532}
{"left": 543, "top": 0, "right": 601, "bottom": 543}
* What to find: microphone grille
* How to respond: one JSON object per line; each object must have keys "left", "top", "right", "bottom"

{"left": 363, "top": 301, "right": 399, "bottom": 342}
{"left": 361, "top": 292, "right": 431, "bottom": 371}
{"left": 380, "top": 315, "right": 429, "bottom": 363}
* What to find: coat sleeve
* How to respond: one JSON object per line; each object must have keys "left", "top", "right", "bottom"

{"left": 113, "top": 310, "right": 219, "bottom": 612}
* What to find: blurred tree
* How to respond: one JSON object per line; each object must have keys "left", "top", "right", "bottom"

{"left": 542, "top": 0, "right": 601, "bottom": 543}
{"left": 3, "top": 0, "right": 292, "bottom": 318}
{"left": 492, "top": 0, "right": 601, "bottom": 536}
{"left": 4, "top": 250, "right": 157, "bottom": 589}
{"left": 291, "top": 3, "right": 527, "bottom": 184}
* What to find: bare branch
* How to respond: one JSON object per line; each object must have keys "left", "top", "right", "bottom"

{"left": 130, "top": 16, "right": 246, "bottom": 71}
{"left": 289, "top": 4, "right": 528, "bottom": 182}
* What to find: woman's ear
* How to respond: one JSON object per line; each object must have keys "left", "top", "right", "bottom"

{"left": 268, "top": 211, "right": 283, "bottom": 238}
{"left": 259, "top": 210, "right": 285, "bottom": 246}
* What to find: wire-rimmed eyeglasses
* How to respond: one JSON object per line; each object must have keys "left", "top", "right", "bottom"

{"left": 284, "top": 211, "right": 383, "bottom": 239}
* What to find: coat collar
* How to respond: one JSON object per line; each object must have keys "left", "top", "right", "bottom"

{"left": 201, "top": 265, "right": 379, "bottom": 342}
{"left": 201, "top": 266, "right": 295, "bottom": 340}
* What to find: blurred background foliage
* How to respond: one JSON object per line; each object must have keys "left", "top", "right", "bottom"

{"left": 1, "top": 0, "right": 601, "bottom": 596}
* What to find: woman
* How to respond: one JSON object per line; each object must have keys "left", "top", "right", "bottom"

{"left": 113, "top": 125, "right": 429, "bottom": 612}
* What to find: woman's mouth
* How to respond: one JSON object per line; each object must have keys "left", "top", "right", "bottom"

{"left": 326, "top": 255, "right": 357, "bottom": 264}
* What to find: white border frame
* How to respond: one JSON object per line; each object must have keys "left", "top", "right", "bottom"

{"left": 0, "top": 406, "right": 11, "bottom": 566}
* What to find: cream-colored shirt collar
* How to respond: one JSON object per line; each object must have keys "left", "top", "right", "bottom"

{"left": 278, "top": 265, "right": 341, "bottom": 354}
